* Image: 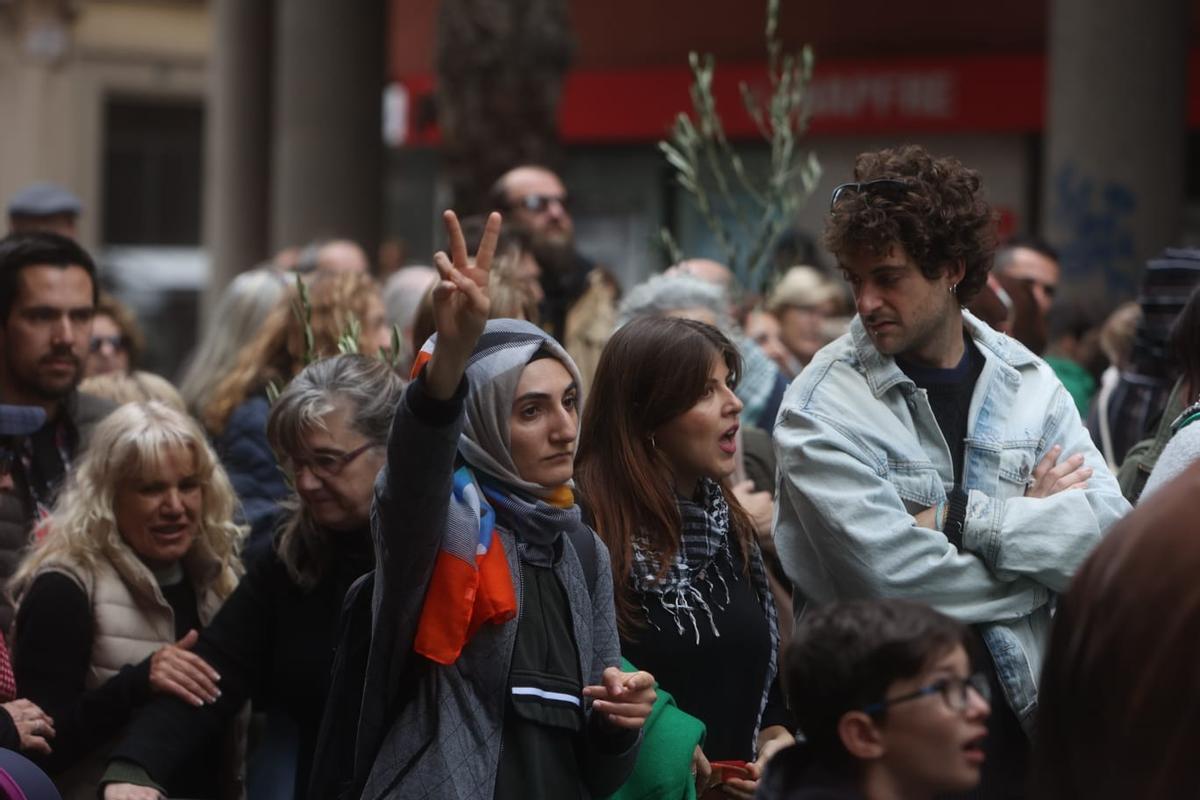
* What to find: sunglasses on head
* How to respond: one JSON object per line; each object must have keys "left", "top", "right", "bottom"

{"left": 512, "top": 194, "right": 569, "bottom": 214}
{"left": 829, "top": 178, "right": 912, "bottom": 211}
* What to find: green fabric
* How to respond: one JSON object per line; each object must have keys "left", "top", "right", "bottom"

{"left": 99, "top": 759, "right": 166, "bottom": 794}
{"left": 1045, "top": 356, "right": 1096, "bottom": 418}
{"left": 1176, "top": 411, "right": 1200, "bottom": 432}
{"left": 603, "top": 658, "right": 706, "bottom": 800}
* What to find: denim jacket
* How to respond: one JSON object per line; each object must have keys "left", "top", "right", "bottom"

{"left": 772, "top": 311, "right": 1130, "bottom": 731}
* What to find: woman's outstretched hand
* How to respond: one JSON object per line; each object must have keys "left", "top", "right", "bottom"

{"left": 583, "top": 667, "right": 657, "bottom": 729}
{"left": 426, "top": 210, "right": 501, "bottom": 399}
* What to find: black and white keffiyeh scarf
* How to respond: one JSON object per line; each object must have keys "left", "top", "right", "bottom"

{"left": 630, "top": 477, "right": 780, "bottom": 755}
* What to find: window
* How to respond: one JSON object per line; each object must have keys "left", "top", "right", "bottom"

{"left": 102, "top": 97, "right": 204, "bottom": 245}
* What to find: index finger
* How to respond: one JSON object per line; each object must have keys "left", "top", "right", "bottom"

{"left": 473, "top": 211, "right": 503, "bottom": 276}
{"left": 1033, "top": 445, "right": 1062, "bottom": 477}
{"left": 601, "top": 666, "right": 626, "bottom": 693}
{"left": 443, "top": 210, "right": 469, "bottom": 271}
{"left": 622, "top": 671, "right": 655, "bottom": 692}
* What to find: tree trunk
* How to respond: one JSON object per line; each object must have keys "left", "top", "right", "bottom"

{"left": 436, "top": 0, "right": 574, "bottom": 214}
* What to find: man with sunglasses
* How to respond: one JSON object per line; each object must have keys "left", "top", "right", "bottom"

{"left": 490, "top": 166, "right": 618, "bottom": 380}
{"left": 773, "top": 145, "right": 1128, "bottom": 797}
{"left": 0, "top": 232, "right": 114, "bottom": 631}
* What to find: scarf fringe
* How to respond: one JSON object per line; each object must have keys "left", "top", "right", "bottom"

{"left": 630, "top": 478, "right": 780, "bottom": 757}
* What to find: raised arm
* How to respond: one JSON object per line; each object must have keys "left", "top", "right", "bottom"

{"left": 355, "top": 209, "right": 501, "bottom": 774}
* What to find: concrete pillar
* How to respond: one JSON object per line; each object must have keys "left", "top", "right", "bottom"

{"left": 1042, "top": 0, "right": 1190, "bottom": 304}
{"left": 204, "top": 0, "right": 272, "bottom": 299}
{"left": 270, "top": 0, "right": 385, "bottom": 258}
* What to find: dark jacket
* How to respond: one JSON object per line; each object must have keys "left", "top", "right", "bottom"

{"left": 0, "top": 391, "right": 113, "bottom": 633}
{"left": 354, "top": 376, "right": 640, "bottom": 799}
{"left": 216, "top": 395, "right": 289, "bottom": 544}
{"left": 107, "top": 532, "right": 373, "bottom": 799}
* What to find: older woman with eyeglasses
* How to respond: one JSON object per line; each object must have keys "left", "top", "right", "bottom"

{"left": 98, "top": 353, "right": 403, "bottom": 800}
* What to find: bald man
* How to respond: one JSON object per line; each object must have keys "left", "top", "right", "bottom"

{"left": 489, "top": 165, "right": 618, "bottom": 384}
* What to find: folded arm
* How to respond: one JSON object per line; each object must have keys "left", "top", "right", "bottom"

{"left": 963, "top": 386, "right": 1132, "bottom": 593}
{"left": 774, "top": 408, "right": 1050, "bottom": 625}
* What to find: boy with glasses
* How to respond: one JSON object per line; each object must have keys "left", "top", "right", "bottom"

{"left": 760, "top": 600, "right": 990, "bottom": 800}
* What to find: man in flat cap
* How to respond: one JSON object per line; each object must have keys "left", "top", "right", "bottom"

{"left": 7, "top": 183, "right": 82, "bottom": 239}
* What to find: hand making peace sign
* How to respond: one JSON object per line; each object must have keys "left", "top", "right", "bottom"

{"left": 425, "top": 210, "right": 502, "bottom": 400}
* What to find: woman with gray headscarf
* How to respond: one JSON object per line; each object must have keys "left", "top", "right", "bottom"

{"left": 353, "top": 211, "right": 654, "bottom": 800}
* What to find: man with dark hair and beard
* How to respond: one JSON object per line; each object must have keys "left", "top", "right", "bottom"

{"left": 490, "top": 165, "right": 618, "bottom": 388}
{"left": 0, "top": 232, "right": 114, "bottom": 629}
{"left": 773, "top": 146, "right": 1129, "bottom": 797}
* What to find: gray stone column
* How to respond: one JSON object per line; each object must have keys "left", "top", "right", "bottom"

{"left": 270, "top": 0, "right": 385, "bottom": 258}
{"left": 205, "top": 0, "right": 273, "bottom": 302}
{"left": 1042, "top": 0, "right": 1190, "bottom": 303}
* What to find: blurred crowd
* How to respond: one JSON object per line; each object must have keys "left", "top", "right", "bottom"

{"left": 0, "top": 146, "right": 1196, "bottom": 800}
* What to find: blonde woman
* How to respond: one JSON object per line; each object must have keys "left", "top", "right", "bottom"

{"left": 177, "top": 268, "right": 288, "bottom": 419}
{"left": 10, "top": 402, "right": 244, "bottom": 800}
{"left": 78, "top": 371, "right": 187, "bottom": 415}
{"left": 201, "top": 270, "right": 392, "bottom": 546}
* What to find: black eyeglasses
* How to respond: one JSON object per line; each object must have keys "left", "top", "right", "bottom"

{"left": 512, "top": 194, "right": 569, "bottom": 214}
{"left": 287, "top": 441, "right": 377, "bottom": 480}
{"left": 829, "top": 179, "right": 912, "bottom": 211}
{"left": 862, "top": 672, "right": 991, "bottom": 716}
{"left": 90, "top": 334, "right": 130, "bottom": 353}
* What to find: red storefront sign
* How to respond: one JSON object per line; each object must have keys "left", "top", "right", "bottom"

{"left": 393, "top": 52, "right": 1200, "bottom": 145}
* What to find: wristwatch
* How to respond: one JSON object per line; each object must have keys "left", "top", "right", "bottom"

{"left": 943, "top": 486, "right": 969, "bottom": 548}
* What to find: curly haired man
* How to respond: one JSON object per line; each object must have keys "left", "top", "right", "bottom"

{"left": 772, "top": 146, "right": 1129, "bottom": 796}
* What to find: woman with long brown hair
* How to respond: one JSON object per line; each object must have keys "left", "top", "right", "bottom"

{"left": 576, "top": 315, "right": 794, "bottom": 798}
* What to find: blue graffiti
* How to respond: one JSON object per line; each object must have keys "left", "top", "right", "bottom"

{"left": 1051, "top": 164, "right": 1137, "bottom": 295}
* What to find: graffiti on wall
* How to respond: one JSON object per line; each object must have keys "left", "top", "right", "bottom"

{"left": 1051, "top": 163, "right": 1138, "bottom": 298}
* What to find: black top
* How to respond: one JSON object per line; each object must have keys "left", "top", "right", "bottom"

{"left": 12, "top": 569, "right": 218, "bottom": 796}
{"left": 897, "top": 335, "right": 985, "bottom": 485}
{"left": 620, "top": 536, "right": 790, "bottom": 761}
{"left": 495, "top": 560, "right": 585, "bottom": 800}
{"left": 110, "top": 530, "right": 374, "bottom": 800}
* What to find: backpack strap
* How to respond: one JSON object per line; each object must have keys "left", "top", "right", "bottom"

{"left": 308, "top": 571, "right": 376, "bottom": 800}
{"left": 565, "top": 525, "right": 598, "bottom": 599}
